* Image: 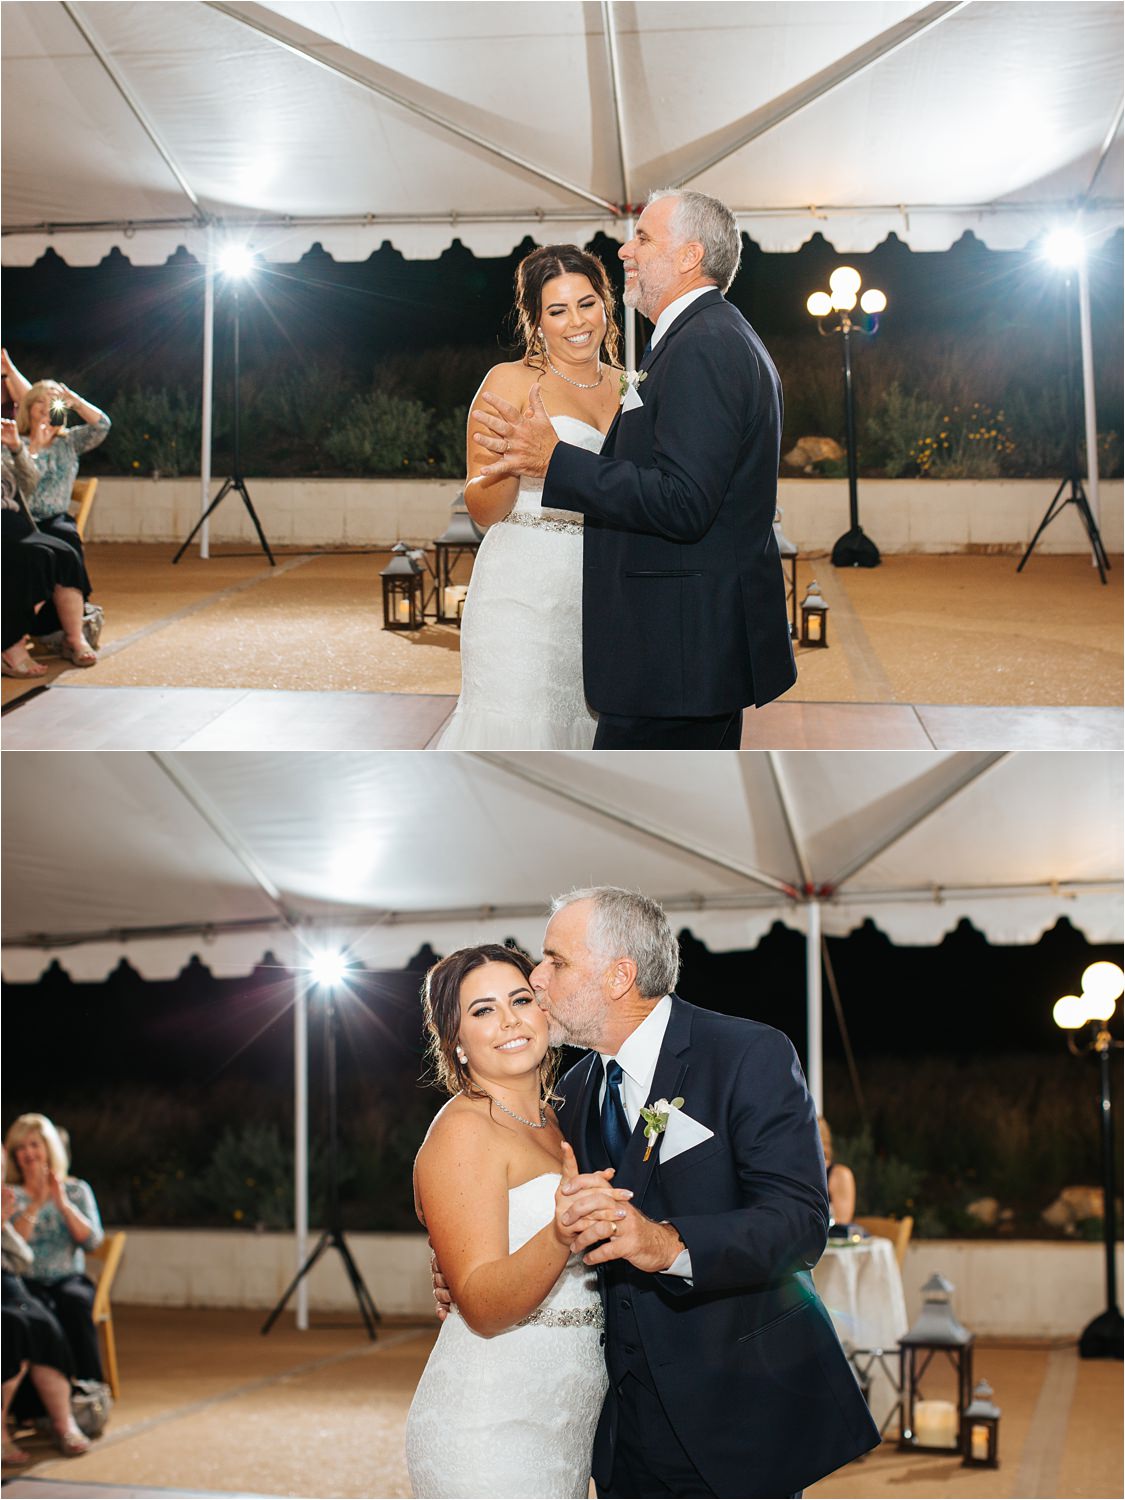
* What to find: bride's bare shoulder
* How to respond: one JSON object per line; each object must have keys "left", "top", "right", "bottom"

{"left": 416, "top": 1093, "right": 494, "bottom": 1164}
{"left": 474, "top": 360, "right": 540, "bottom": 402}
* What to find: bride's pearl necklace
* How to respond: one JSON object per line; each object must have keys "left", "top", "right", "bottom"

{"left": 544, "top": 352, "right": 603, "bottom": 390}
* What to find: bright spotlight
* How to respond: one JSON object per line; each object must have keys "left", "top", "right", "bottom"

{"left": 308, "top": 950, "right": 348, "bottom": 990}
{"left": 860, "top": 289, "right": 887, "bottom": 315}
{"left": 829, "top": 266, "right": 862, "bottom": 298}
{"left": 1043, "top": 228, "right": 1085, "bottom": 268}
{"left": 806, "top": 291, "right": 833, "bottom": 318}
{"left": 1053, "top": 994, "right": 1089, "bottom": 1030}
{"left": 218, "top": 243, "right": 258, "bottom": 279}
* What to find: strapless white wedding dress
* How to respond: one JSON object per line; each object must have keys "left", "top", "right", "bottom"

{"left": 404, "top": 1173, "right": 608, "bottom": 1499}
{"left": 437, "top": 415, "right": 602, "bottom": 749}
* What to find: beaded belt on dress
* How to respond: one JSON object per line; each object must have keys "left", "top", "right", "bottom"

{"left": 515, "top": 1305, "right": 605, "bottom": 1330}
{"left": 501, "top": 510, "right": 583, "bottom": 536}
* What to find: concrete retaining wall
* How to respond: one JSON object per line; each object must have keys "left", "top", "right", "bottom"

{"left": 107, "top": 1229, "right": 1123, "bottom": 1338}
{"left": 83, "top": 477, "right": 1123, "bottom": 555}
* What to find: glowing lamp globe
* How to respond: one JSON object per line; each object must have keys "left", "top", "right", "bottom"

{"left": 831, "top": 290, "right": 857, "bottom": 312}
{"left": 1053, "top": 994, "right": 1088, "bottom": 1030}
{"left": 309, "top": 950, "right": 348, "bottom": 990}
{"left": 1043, "top": 228, "right": 1085, "bottom": 268}
{"left": 860, "top": 289, "right": 887, "bottom": 314}
{"left": 1080, "top": 961, "right": 1124, "bottom": 1022}
{"left": 806, "top": 291, "right": 833, "bottom": 318}
{"left": 218, "top": 244, "right": 258, "bottom": 279}
{"left": 829, "top": 266, "right": 862, "bottom": 298}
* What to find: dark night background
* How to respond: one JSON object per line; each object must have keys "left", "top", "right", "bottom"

{"left": 2, "top": 229, "right": 1122, "bottom": 479}
{"left": 3, "top": 916, "right": 1121, "bottom": 1238}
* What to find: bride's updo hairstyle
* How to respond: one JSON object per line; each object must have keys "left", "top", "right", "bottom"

{"left": 422, "top": 943, "right": 559, "bottom": 1103}
{"left": 513, "top": 245, "right": 622, "bottom": 372}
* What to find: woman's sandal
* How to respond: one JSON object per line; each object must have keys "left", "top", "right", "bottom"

{"left": 1, "top": 655, "right": 48, "bottom": 679}
{"left": 2, "top": 1439, "right": 32, "bottom": 1464}
{"left": 53, "top": 1426, "right": 90, "bottom": 1457}
{"left": 60, "top": 638, "right": 98, "bottom": 668}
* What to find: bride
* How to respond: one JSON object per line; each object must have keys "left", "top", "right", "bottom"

{"left": 436, "top": 247, "right": 622, "bottom": 749}
{"left": 404, "top": 944, "right": 624, "bottom": 1498}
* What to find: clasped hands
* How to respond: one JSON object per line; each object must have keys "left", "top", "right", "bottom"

{"left": 553, "top": 1142, "right": 683, "bottom": 1272}
{"left": 472, "top": 384, "right": 558, "bottom": 480}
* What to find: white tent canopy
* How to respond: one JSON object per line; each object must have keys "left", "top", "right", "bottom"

{"left": 2, "top": 0, "right": 1122, "bottom": 267}
{"left": 4, "top": 750, "right": 1121, "bottom": 985}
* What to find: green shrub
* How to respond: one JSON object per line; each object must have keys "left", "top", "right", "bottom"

{"left": 323, "top": 390, "right": 433, "bottom": 474}
{"left": 431, "top": 405, "right": 469, "bottom": 479}
{"left": 831, "top": 1125, "right": 923, "bottom": 1218}
{"left": 863, "top": 382, "right": 944, "bottom": 477}
{"left": 102, "top": 387, "right": 201, "bottom": 477}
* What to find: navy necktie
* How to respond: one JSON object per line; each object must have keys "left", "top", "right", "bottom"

{"left": 601, "top": 1058, "right": 630, "bottom": 1167}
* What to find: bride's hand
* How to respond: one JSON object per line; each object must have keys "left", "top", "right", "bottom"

{"left": 553, "top": 1142, "right": 630, "bottom": 1248}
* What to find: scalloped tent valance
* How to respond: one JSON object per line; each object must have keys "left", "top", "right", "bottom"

{"left": 2, "top": 1, "right": 1121, "bottom": 267}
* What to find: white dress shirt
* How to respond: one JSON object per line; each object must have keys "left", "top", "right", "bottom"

{"left": 649, "top": 285, "right": 717, "bottom": 350}
{"left": 599, "top": 995, "right": 693, "bottom": 1278}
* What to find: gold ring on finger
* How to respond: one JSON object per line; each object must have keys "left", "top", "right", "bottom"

{"left": 610, "top": 1221, "right": 618, "bottom": 1235}
{"left": 505, "top": 440, "right": 511, "bottom": 452}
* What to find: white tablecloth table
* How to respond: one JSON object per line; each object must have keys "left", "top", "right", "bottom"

{"left": 813, "top": 1237, "right": 909, "bottom": 1434}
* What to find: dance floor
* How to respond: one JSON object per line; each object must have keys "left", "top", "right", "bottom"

{"left": 2, "top": 545, "right": 1121, "bottom": 750}
{"left": 2, "top": 1307, "right": 1120, "bottom": 1499}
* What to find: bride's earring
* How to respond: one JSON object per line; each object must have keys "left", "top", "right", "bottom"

{"left": 456, "top": 1046, "right": 468, "bottom": 1066}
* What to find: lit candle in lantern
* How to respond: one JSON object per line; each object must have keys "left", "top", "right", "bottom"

{"left": 395, "top": 596, "right": 411, "bottom": 625}
{"left": 914, "top": 1399, "right": 958, "bottom": 1449}
{"left": 970, "top": 1424, "right": 990, "bottom": 1461}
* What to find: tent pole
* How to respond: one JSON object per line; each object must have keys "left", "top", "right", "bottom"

{"left": 294, "top": 969, "right": 309, "bottom": 1331}
{"left": 806, "top": 899, "right": 823, "bottom": 1113}
{"left": 1077, "top": 254, "right": 1101, "bottom": 550}
{"left": 199, "top": 230, "right": 215, "bottom": 559}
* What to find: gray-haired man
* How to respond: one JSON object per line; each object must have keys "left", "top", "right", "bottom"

{"left": 472, "top": 191, "right": 796, "bottom": 749}
{"left": 530, "top": 887, "right": 878, "bottom": 1497}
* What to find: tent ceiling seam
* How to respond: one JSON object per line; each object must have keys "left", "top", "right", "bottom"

{"left": 765, "top": 753, "right": 814, "bottom": 892}
{"left": 473, "top": 752, "right": 799, "bottom": 897}
{"left": 601, "top": 0, "right": 631, "bottom": 208}
{"left": 681, "top": 0, "right": 970, "bottom": 187}
{"left": 824, "top": 752, "right": 1010, "bottom": 892}
{"left": 61, "top": 1, "right": 205, "bottom": 221}
{"left": 204, "top": 0, "right": 619, "bottom": 215}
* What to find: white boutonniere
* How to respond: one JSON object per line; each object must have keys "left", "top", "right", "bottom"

{"left": 639, "top": 1096, "right": 685, "bottom": 1161}
{"left": 618, "top": 368, "right": 648, "bottom": 405}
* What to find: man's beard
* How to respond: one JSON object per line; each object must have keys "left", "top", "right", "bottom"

{"left": 541, "top": 979, "right": 608, "bottom": 1051}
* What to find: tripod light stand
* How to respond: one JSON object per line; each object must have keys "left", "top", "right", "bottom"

{"left": 174, "top": 245, "right": 275, "bottom": 566}
{"left": 806, "top": 267, "right": 887, "bottom": 568}
{"left": 1017, "top": 230, "right": 1109, "bottom": 585}
{"left": 1053, "top": 961, "right": 1124, "bottom": 1360}
{"left": 262, "top": 956, "right": 381, "bottom": 1339}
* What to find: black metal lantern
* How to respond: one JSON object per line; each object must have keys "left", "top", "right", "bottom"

{"left": 380, "top": 542, "right": 425, "bottom": 631}
{"left": 898, "top": 1274, "right": 974, "bottom": 1454}
{"left": 433, "top": 496, "right": 483, "bottom": 625}
{"left": 773, "top": 507, "right": 799, "bottom": 640}
{"left": 799, "top": 580, "right": 829, "bottom": 648}
{"left": 961, "top": 1379, "right": 1001, "bottom": 1468}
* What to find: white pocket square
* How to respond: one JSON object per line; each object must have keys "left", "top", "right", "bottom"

{"left": 659, "top": 1107, "right": 715, "bottom": 1163}
{"left": 621, "top": 382, "right": 645, "bottom": 412}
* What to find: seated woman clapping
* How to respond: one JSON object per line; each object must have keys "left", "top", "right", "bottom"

{"left": 1, "top": 1148, "right": 90, "bottom": 1462}
{"left": 4, "top": 1116, "right": 106, "bottom": 1407}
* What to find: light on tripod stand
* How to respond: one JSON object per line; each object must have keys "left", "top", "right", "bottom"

{"left": 173, "top": 240, "right": 276, "bottom": 567}
{"left": 1017, "top": 226, "right": 1109, "bottom": 584}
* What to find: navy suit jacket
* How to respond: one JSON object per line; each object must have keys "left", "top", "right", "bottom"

{"left": 554, "top": 997, "right": 880, "bottom": 1498}
{"left": 542, "top": 289, "right": 797, "bottom": 717}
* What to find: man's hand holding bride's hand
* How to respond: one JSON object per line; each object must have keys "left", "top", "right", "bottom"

{"left": 551, "top": 1141, "right": 623, "bottom": 1249}
{"left": 430, "top": 1243, "right": 453, "bottom": 1323}
{"left": 473, "top": 384, "right": 558, "bottom": 479}
{"left": 557, "top": 1142, "right": 685, "bottom": 1273}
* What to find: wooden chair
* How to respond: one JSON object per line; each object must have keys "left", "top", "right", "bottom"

{"left": 70, "top": 477, "right": 98, "bottom": 540}
{"left": 85, "top": 1230, "right": 126, "bottom": 1397}
{"left": 854, "top": 1214, "right": 913, "bottom": 1270}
